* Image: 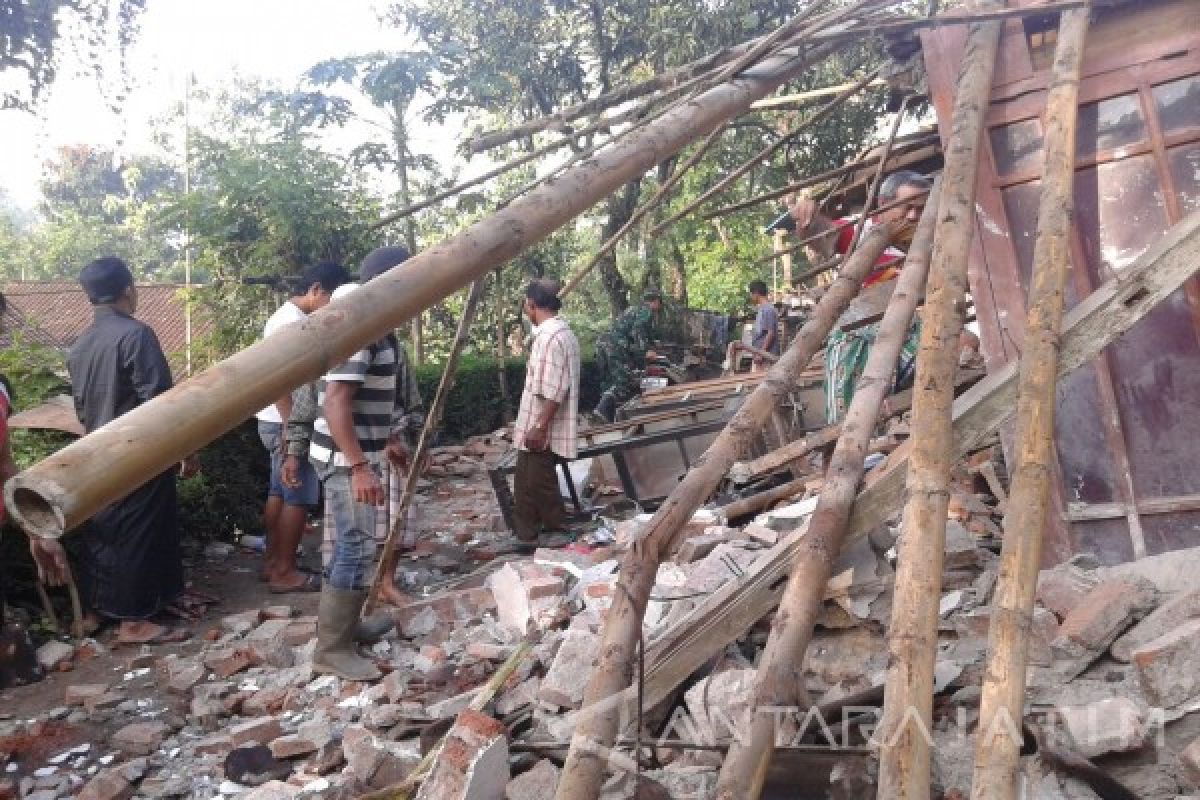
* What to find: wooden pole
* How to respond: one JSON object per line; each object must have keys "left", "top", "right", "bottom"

{"left": 875, "top": 5, "right": 1003, "bottom": 798}
{"left": 714, "top": 177, "right": 942, "bottom": 800}
{"left": 701, "top": 134, "right": 939, "bottom": 219}
{"left": 7, "top": 31, "right": 825, "bottom": 540}
{"left": 971, "top": 9, "right": 1090, "bottom": 799}
{"left": 846, "top": 96, "right": 911, "bottom": 256}
{"left": 554, "top": 222, "right": 900, "bottom": 800}
{"left": 559, "top": 122, "right": 730, "bottom": 299}
{"left": 583, "top": 212, "right": 1200, "bottom": 731}
{"left": 364, "top": 278, "right": 488, "bottom": 615}
{"left": 648, "top": 68, "right": 883, "bottom": 238}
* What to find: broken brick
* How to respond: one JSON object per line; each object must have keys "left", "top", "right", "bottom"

{"left": 1112, "top": 587, "right": 1200, "bottom": 663}
{"left": 204, "top": 647, "right": 254, "bottom": 679}
{"left": 538, "top": 628, "right": 599, "bottom": 710}
{"left": 506, "top": 758, "right": 560, "bottom": 800}
{"left": 229, "top": 717, "right": 284, "bottom": 747}
{"left": 1055, "top": 696, "right": 1148, "bottom": 758}
{"left": 1057, "top": 578, "right": 1157, "bottom": 651}
{"left": 269, "top": 734, "right": 318, "bottom": 760}
{"left": 64, "top": 684, "right": 109, "bottom": 707}
{"left": 1132, "top": 618, "right": 1200, "bottom": 709}
{"left": 415, "top": 710, "right": 509, "bottom": 800}
{"left": 112, "top": 721, "right": 169, "bottom": 756}
{"left": 77, "top": 769, "right": 133, "bottom": 800}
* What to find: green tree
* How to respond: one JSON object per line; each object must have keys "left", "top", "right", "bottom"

{"left": 1, "top": 0, "right": 147, "bottom": 111}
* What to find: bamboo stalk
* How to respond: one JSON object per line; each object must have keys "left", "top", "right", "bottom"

{"left": 715, "top": 177, "right": 942, "bottom": 800}
{"left": 363, "top": 278, "right": 489, "bottom": 616}
{"left": 875, "top": 6, "right": 1003, "bottom": 798}
{"left": 648, "top": 68, "right": 884, "bottom": 238}
{"left": 360, "top": 641, "right": 532, "bottom": 800}
{"left": 970, "top": 9, "right": 1090, "bottom": 799}
{"left": 554, "top": 222, "right": 900, "bottom": 800}
{"left": 716, "top": 476, "right": 810, "bottom": 521}
{"left": 559, "top": 122, "right": 730, "bottom": 299}
{"left": 702, "top": 134, "right": 939, "bottom": 219}
{"left": 845, "top": 96, "right": 911, "bottom": 255}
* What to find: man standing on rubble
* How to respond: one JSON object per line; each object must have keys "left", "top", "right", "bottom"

{"left": 786, "top": 170, "right": 930, "bottom": 423}
{"left": 592, "top": 289, "right": 662, "bottom": 423}
{"left": 67, "top": 257, "right": 199, "bottom": 646}
{"left": 513, "top": 279, "right": 581, "bottom": 554}
{"left": 256, "top": 261, "right": 349, "bottom": 594}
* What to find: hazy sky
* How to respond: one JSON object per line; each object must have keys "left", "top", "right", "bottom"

{"left": 0, "top": 0, "right": 454, "bottom": 210}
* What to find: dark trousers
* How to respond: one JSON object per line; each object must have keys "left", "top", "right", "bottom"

{"left": 513, "top": 449, "right": 566, "bottom": 542}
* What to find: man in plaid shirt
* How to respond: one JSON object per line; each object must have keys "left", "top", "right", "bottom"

{"left": 513, "top": 279, "right": 580, "bottom": 552}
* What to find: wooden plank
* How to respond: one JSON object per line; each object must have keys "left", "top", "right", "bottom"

{"left": 1066, "top": 494, "right": 1200, "bottom": 522}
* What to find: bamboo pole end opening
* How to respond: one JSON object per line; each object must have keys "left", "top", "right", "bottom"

{"left": 5, "top": 477, "right": 66, "bottom": 540}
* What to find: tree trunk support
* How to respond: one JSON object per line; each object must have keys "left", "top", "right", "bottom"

{"left": 875, "top": 5, "right": 1003, "bottom": 797}
{"left": 554, "top": 223, "right": 900, "bottom": 800}
{"left": 714, "top": 176, "right": 943, "bottom": 800}
{"left": 970, "top": 9, "right": 1090, "bottom": 799}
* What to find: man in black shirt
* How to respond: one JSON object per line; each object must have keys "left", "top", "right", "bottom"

{"left": 67, "top": 257, "right": 193, "bottom": 646}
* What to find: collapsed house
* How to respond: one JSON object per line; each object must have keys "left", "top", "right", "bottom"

{"left": 6, "top": 0, "right": 1200, "bottom": 799}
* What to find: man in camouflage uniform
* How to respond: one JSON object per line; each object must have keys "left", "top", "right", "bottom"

{"left": 593, "top": 289, "right": 663, "bottom": 423}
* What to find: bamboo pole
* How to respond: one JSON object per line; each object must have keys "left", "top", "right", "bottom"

{"left": 716, "top": 476, "right": 810, "bottom": 521}
{"left": 554, "top": 222, "right": 900, "bottom": 800}
{"left": 971, "top": 9, "right": 1090, "bottom": 799}
{"left": 558, "top": 122, "right": 730, "bottom": 299}
{"left": 875, "top": 6, "right": 1003, "bottom": 798}
{"left": 701, "top": 134, "right": 939, "bottom": 219}
{"left": 363, "top": 277, "right": 488, "bottom": 616}
{"left": 4, "top": 35, "right": 825, "bottom": 541}
{"left": 647, "top": 68, "right": 884, "bottom": 238}
{"left": 714, "top": 177, "right": 942, "bottom": 800}
{"left": 845, "top": 96, "right": 911, "bottom": 255}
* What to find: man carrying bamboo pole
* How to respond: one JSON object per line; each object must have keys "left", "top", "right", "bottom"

{"left": 513, "top": 279, "right": 581, "bottom": 554}
{"left": 786, "top": 170, "right": 929, "bottom": 422}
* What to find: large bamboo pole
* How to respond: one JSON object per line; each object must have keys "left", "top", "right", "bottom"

{"left": 875, "top": 5, "right": 1003, "bottom": 798}
{"left": 363, "top": 277, "right": 488, "bottom": 616}
{"left": 647, "top": 68, "right": 884, "bottom": 238}
{"left": 3, "top": 38, "right": 828, "bottom": 540}
{"left": 714, "top": 177, "right": 942, "bottom": 800}
{"left": 554, "top": 222, "right": 900, "bottom": 800}
{"left": 971, "top": 9, "right": 1090, "bottom": 799}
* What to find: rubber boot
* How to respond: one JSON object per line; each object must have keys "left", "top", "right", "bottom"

{"left": 313, "top": 588, "right": 381, "bottom": 681}
{"left": 593, "top": 391, "right": 618, "bottom": 424}
{"left": 354, "top": 613, "right": 395, "bottom": 644}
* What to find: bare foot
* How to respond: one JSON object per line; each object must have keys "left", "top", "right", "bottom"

{"left": 377, "top": 581, "right": 415, "bottom": 609}
{"left": 268, "top": 572, "right": 321, "bottom": 594}
{"left": 116, "top": 620, "right": 190, "bottom": 646}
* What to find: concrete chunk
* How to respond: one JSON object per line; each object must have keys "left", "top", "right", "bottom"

{"left": 1057, "top": 577, "right": 1157, "bottom": 651}
{"left": 112, "top": 721, "right": 169, "bottom": 756}
{"left": 1132, "top": 618, "right": 1200, "bottom": 709}
{"left": 77, "top": 769, "right": 133, "bottom": 800}
{"left": 1055, "top": 697, "right": 1148, "bottom": 758}
{"left": 1113, "top": 588, "right": 1200, "bottom": 663}
{"left": 538, "top": 629, "right": 599, "bottom": 710}
{"left": 505, "top": 759, "right": 559, "bottom": 800}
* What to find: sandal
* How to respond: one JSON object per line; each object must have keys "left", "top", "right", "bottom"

{"left": 269, "top": 572, "right": 322, "bottom": 594}
{"left": 114, "top": 624, "right": 191, "bottom": 648}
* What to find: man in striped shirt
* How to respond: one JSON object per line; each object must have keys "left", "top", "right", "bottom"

{"left": 513, "top": 279, "right": 581, "bottom": 553}
{"left": 308, "top": 276, "right": 399, "bottom": 681}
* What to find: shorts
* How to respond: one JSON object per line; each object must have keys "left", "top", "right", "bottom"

{"left": 257, "top": 420, "right": 320, "bottom": 507}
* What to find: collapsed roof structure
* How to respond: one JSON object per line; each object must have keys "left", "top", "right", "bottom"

{"left": 7, "top": 0, "right": 1200, "bottom": 798}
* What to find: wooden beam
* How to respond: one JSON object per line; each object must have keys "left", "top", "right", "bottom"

{"left": 971, "top": 10, "right": 1091, "bottom": 798}
{"left": 715, "top": 176, "right": 944, "bottom": 800}
{"left": 568, "top": 209, "right": 1200, "bottom": 735}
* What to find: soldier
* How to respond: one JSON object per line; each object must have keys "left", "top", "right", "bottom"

{"left": 593, "top": 289, "right": 663, "bottom": 423}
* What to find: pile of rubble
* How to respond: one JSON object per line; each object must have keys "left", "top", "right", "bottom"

{"left": 10, "top": 427, "right": 1200, "bottom": 800}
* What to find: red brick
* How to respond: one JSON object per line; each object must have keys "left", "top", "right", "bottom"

{"left": 1132, "top": 618, "right": 1200, "bottom": 709}
{"left": 230, "top": 717, "right": 284, "bottom": 747}
{"left": 1058, "top": 578, "right": 1156, "bottom": 650}
{"left": 78, "top": 769, "right": 133, "bottom": 800}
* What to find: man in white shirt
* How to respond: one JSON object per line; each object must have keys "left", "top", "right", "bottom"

{"left": 256, "top": 261, "right": 349, "bottom": 593}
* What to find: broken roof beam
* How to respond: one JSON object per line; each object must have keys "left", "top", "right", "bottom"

{"left": 554, "top": 223, "right": 904, "bottom": 800}
{"left": 971, "top": 8, "right": 1091, "bottom": 798}
{"left": 590, "top": 208, "right": 1200, "bottom": 738}
{"left": 4, "top": 26, "right": 836, "bottom": 540}
{"left": 715, "top": 176, "right": 942, "bottom": 799}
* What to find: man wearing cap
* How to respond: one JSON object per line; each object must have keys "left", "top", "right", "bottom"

{"left": 67, "top": 257, "right": 194, "bottom": 645}
{"left": 593, "top": 289, "right": 663, "bottom": 423}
